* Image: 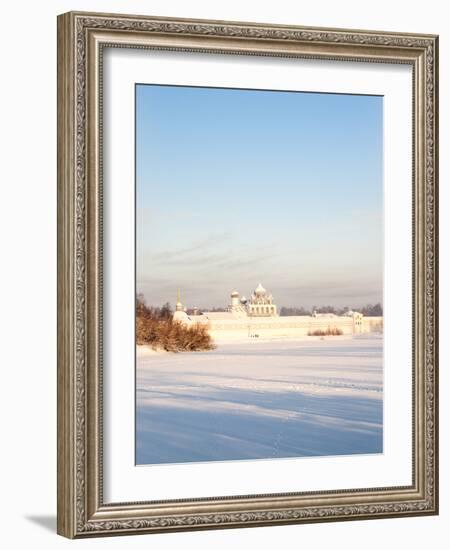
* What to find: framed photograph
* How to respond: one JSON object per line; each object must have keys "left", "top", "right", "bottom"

{"left": 57, "top": 11, "right": 439, "bottom": 538}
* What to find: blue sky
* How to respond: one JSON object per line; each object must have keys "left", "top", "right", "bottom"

{"left": 136, "top": 84, "right": 383, "bottom": 310}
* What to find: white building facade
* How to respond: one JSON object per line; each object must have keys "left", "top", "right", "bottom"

{"left": 174, "top": 283, "right": 382, "bottom": 342}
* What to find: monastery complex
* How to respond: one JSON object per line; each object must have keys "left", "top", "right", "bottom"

{"left": 173, "top": 283, "right": 383, "bottom": 342}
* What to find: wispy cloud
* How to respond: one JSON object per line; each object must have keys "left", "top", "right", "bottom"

{"left": 149, "top": 233, "right": 231, "bottom": 263}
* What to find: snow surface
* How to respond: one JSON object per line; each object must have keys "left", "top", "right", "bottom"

{"left": 136, "top": 335, "right": 383, "bottom": 465}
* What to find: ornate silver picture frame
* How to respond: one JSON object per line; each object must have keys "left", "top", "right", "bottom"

{"left": 57, "top": 11, "right": 438, "bottom": 538}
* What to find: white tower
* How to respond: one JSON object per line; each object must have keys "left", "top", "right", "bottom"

{"left": 175, "top": 288, "right": 183, "bottom": 311}
{"left": 230, "top": 290, "right": 240, "bottom": 309}
{"left": 228, "top": 290, "right": 248, "bottom": 318}
{"left": 173, "top": 288, "right": 190, "bottom": 324}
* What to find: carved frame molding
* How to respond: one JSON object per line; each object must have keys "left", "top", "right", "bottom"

{"left": 57, "top": 11, "right": 438, "bottom": 538}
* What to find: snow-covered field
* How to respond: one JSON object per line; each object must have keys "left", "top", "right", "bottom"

{"left": 136, "top": 335, "right": 383, "bottom": 465}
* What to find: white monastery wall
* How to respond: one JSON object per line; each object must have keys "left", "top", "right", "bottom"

{"left": 206, "top": 316, "right": 383, "bottom": 341}
{"left": 175, "top": 285, "right": 383, "bottom": 342}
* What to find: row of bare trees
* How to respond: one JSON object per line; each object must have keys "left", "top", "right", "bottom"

{"left": 280, "top": 303, "right": 383, "bottom": 317}
{"left": 307, "top": 327, "right": 343, "bottom": 336}
{"left": 136, "top": 295, "right": 214, "bottom": 352}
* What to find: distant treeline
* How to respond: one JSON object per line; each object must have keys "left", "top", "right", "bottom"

{"left": 280, "top": 304, "right": 383, "bottom": 316}
{"left": 136, "top": 295, "right": 214, "bottom": 352}
{"left": 138, "top": 299, "right": 173, "bottom": 320}
{"left": 137, "top": 296, "right": 383, "bottom": 320}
